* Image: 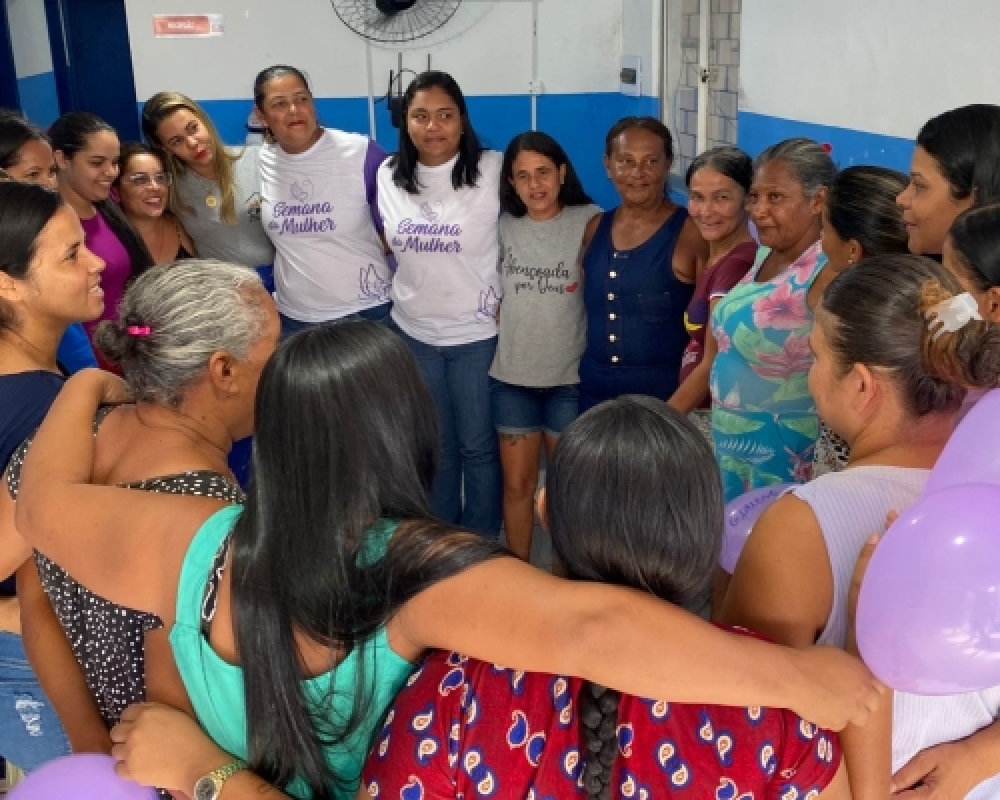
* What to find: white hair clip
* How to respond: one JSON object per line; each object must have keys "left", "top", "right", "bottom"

{"left": 925, "top": 292, "right": 982, "bottom": 340}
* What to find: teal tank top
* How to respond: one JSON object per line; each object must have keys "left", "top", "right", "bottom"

{"left": 169, "top": 505, "right": 416, "bottom": 799}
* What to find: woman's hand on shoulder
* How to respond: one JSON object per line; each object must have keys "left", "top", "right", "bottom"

{"left": 67, "top": 368, "right": 130, "bottom": 406}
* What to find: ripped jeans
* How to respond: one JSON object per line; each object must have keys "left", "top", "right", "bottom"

{"left": 0, "top": 632, "right": 69, "bottom": 771}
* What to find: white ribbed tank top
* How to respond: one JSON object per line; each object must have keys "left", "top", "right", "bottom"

{"left": 794, "top": 466, "right": 1000, "bottom": 796}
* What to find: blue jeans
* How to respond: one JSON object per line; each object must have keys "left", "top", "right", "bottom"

{"left": 389, "top": 321, "right": 502, "bottom": 538}
{"left": 279, "top": 302, "right": 392, "bottom": 340}
{"left": 0, "top": 632, "right": 70, "bottom": 771}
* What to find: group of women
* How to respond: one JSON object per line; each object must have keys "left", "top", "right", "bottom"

{"left": 0, "top": 64, "right": 1000, "bottom": 797}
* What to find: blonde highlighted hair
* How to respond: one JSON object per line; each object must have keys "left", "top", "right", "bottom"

{"left": 141, "top": 91, "right": 243, "bottom": 225}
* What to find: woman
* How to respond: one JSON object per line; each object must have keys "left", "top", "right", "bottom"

{"left": 17, "top": 327, "right": 879, "bottom": 800}
{"left": 377, "top": 71, "right": 504, "bottom": 537}
{"left": 897, "top": 104, "right": 1000, "bottom": 258}
{"left": 0, "top": 182, "right": 105, "bottom": 768}
{"left": 813, "top": 165, "right": 910, "bottom": 477}
{"left": 668, "top": 146, "right": 757, "bottom": 439}
{"left": 140, "top": 91, "right": 274, "bottom": 279}
{"left": 114, "top": 143, "right": 196, "bottom": 265}
{"left": 718, "top": 256, "right": 1000, "bottom": 798}
{"left": 0, "top": 110, "right": 58, "bottom": 187}
{"left": 7, "top": 262, "right": 273, "bottom": 762}
{"left": 142, "top": 93, "right": 276, "bottom": 487}
{"left": 0, "top": 111, "right": 95, "bottom": 373}
{"left": 49, "top": 113, "right": 154, "bottom": 350}
{"left": 255, "top": 65, "right": 393, "bottom": 335}
{"left": 579, "top": 117, "right": 707, "bottom": 413}
{"left": 362, "top": 397, "right": 849, "bottom": 799}
{"left": 490, "top": 131, "right": 600, "bottom": 561}
{"left": 710, "top": 137, "right": 835, "bottom": 501}
{"left": 944, "top": 203, "right": 1000, "bottom": 321}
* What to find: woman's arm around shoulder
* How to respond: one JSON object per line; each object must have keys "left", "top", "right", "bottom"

{"left": 716, "top": 493, "right": 834, "bottom": 648}
{"left": 389, "top": 553, "right": 880, "bottom": 731}
{"left": 673, "top": 215, "right": 709, "bottom": 283}
{"left": 15, "top": 369, "right": 227, "bottom": 620}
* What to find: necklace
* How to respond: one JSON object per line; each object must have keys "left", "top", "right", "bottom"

{"left": 189, "top": 168, "right": 219, "bottom": 209}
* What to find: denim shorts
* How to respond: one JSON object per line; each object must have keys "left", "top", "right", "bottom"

{"left": 490, "top": 379, "right": 580, "bottom": 436}
{"left": 0, "top": 632, "right": 70, "bottom": 771}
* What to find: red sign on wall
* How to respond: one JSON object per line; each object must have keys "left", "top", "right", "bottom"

{"left": 152, "top": 14, "right": 224, "bottom": 38}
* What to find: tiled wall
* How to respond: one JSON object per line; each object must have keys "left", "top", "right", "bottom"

{"left": 675, "top": 0, "right": 741, "bottom": 173}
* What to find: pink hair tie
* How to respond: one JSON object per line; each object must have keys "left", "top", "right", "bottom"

{"left": 126, "top": 325, "right": 152, "bottom": 337}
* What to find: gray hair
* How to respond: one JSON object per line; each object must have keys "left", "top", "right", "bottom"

{"left": 686, "top": 145, "right": 754, "bottom": 194}
{"left": 95, "top": 259, "right": 268, "bottom": 407}
{"left": 754, "top": 137, "right": 836, "bottom": 197}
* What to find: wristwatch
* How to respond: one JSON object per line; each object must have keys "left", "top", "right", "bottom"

{"left": 193, "top": 759, "right": 247, "bottom": 800}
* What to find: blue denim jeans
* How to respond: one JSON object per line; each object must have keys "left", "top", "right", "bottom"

{"left": 389, "top": 321, "right": 502, "bottom": 538}
{"left": 279, "top": 302, "right": 392, "bottom": 340}
{"left": 0, "top": 632, "right": 70, "bottom": 771}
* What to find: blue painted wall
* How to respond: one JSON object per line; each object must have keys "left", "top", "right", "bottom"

{"left": 160, "top": 92, "right": 660, "bottom": 211}
{"left": 17, "top": 71, "right": 60, "bottom": 127}
{"left": 738, "top": 110, "right": 915, "bottom": 173}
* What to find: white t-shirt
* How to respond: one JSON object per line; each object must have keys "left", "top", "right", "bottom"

{"left": 260, "top": 129, "right": 391, "bottom": 322}
{"left": 378, "top": 150, "right": 502, "bottom": 346}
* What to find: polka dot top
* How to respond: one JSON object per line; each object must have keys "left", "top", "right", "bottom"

{"left": 6, "top": 432, "right": 244, "bottom": 729}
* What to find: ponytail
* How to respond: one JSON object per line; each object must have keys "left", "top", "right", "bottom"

{"left": 820, "top": 254, "right": 1000, "bottom": 417}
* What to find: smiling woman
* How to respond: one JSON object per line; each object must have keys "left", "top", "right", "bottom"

{"left": 0, "top": 182, "right": 105, "bottom": 770}
{"left": 708, "top": 137, "right": 835, "bottom": 503}
{"left": 49, "top": 113, "right": 154, "bottom": 366}
{"left": 114, "top": 143, "right": 196, "bottom": 266}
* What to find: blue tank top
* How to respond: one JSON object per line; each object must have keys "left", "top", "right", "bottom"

{"left": 582, "top": 207, "right": 695, "bottom": 371}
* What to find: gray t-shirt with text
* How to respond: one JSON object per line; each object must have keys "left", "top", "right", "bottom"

{"left": 490, "top": 204, "right": 600, "bottom": 387}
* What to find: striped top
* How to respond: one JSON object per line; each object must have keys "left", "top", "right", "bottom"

{"left": 795, "top": 466, "right": 1000, "bottom": 795}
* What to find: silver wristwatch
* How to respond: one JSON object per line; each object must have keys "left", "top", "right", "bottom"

{"left": 193, "top": 759, "right": 247, "bottom": 800}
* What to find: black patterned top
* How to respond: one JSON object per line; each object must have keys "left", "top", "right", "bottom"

{"left": 6, "top": 435, "right": 243, "bottom": 729}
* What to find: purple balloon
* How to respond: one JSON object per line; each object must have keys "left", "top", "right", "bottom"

{"left": 856, "top": 483, "right": 1000, "bottom": 695}
{"left": 719, "top": 484, "right": 795, "bottom": 573}
{"left": 926, "top": 389, "right": 1000, "bottom": 494}
{"left": 9, "top": 754, "right": 155, "bottom": 800}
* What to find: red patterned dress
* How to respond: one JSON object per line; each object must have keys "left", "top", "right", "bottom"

{"left": 362, "top": 643, "right": 841, "bottom": 800}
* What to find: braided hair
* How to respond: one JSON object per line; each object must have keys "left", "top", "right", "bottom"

{"left": 546, "top": 396, "right": 723, "bottom": 798}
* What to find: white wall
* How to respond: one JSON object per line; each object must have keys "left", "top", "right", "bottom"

{"left": 741, "top": 0, "right": 1000, "bottom": 138}
{"left": 6, "top": 0, "right": 53, "bottom": 78}
{"left": 124, "top": 0, "right": 627, "bottom": 102}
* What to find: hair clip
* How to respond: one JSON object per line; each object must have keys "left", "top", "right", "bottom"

{"left": 925, "top": 292, "right": 982, "bottom": 340}
{"left": 126, "top": 325, "right": 152, "bottom": 337}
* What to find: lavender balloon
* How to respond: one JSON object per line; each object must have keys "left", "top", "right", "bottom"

{"left": 719, "top": 484, "right": 794, "bottom": 573}
{"left": 856, "top": 483, "right": 1000, "bottom": 695}
{"left": 9, "top": 754, "right": 155, "bottom": 800}
{"left": 926, "top": 389, "right": 1000, "bottom": 494}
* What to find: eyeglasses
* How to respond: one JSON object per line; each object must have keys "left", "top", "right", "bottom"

{"left": 126, "top": 172, "right": 172, "bottom": 188}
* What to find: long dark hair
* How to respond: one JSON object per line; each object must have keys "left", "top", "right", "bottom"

{"left": 231, "top": 321, "right": 504, "bottom": 797}
{"left": 0, "top": 182, "right": 65, "bottom": 331}
{"left": 0, "top": 110, "right": 49, "bottom": 173}
{"left": 948, "top": 203, "right": 1000, "bottom": 291}
{"left": 499, "top": 131, "right": 593, "bottom": 217}
{"left": 825, "top": 166, "right": 909, "bottom": 259}
{"left": 917, "top": 104, "right": 1000, "bottom": 206}
{"left": 49, "top": 112, "right": 155, "bottom": 278}
{"left": 821, "top": 254, "right": 1000, "bottom": 418}
{"left": 546, "top": 396, "right": 722, "bottom": 799}
{"left": 390, "top": 71, "right": 484, "bottom": 194}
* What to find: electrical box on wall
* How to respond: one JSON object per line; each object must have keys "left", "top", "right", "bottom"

{"left": 620, "top": 55, "right": 641, "bottom": 97}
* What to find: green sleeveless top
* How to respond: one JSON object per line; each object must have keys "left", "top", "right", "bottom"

{"left": 169, "top": 505, "right": 416, "bottom": 799}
